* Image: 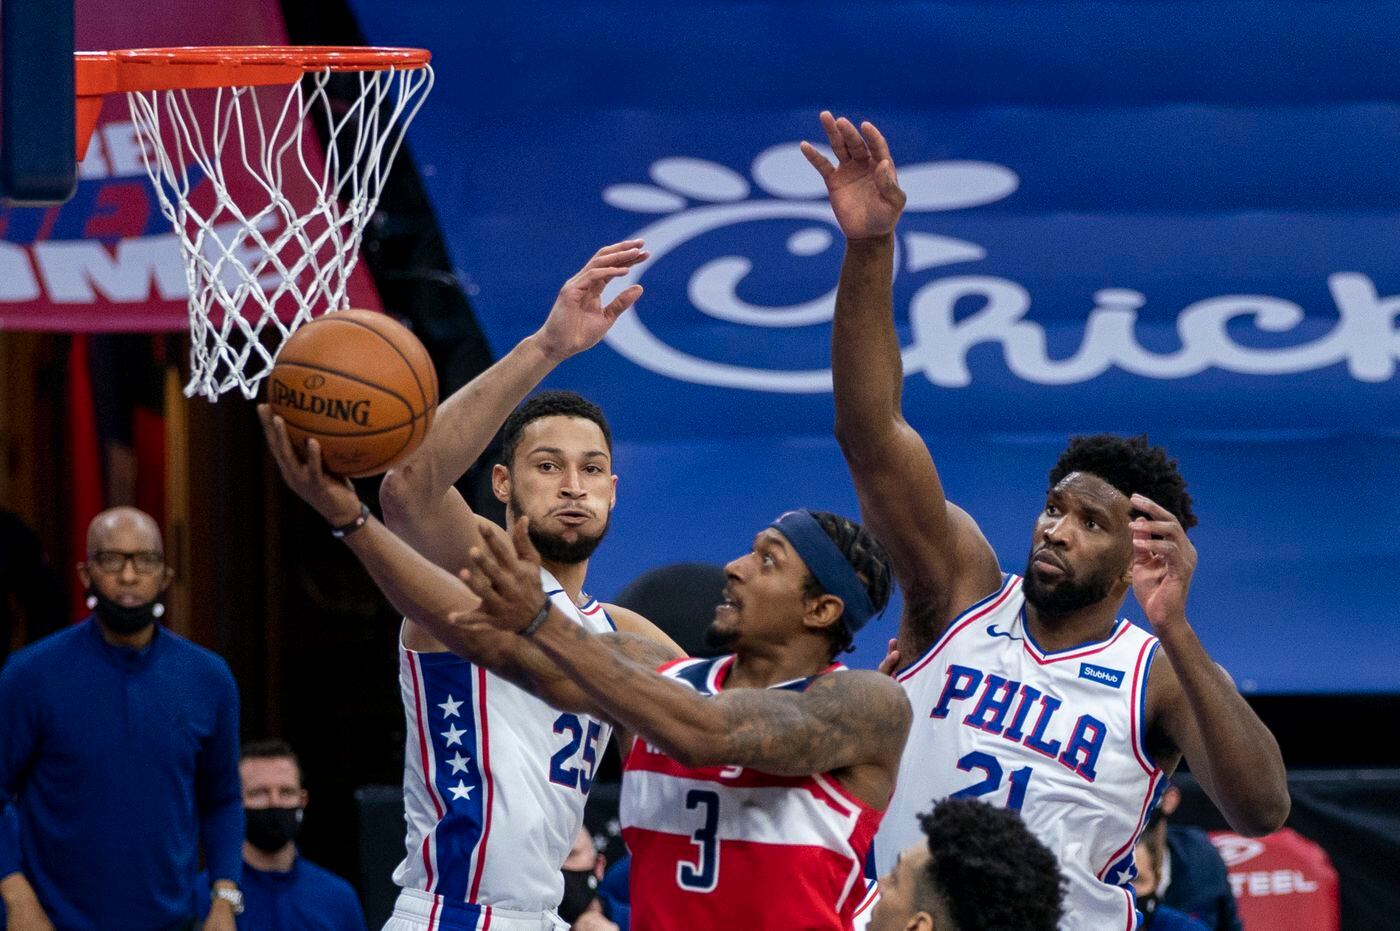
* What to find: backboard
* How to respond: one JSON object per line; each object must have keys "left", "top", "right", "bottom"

{"left": 1, "top": 0, "right": 77, "bottom": 204}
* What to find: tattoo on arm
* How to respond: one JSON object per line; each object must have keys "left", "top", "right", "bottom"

{"left": 597, "top": 631, "right": 685, "bottom": 669}
{"left": 488, "top": 629, "right": 681, "bottom": 720}
{"left": 530, "top": 617, "right": 908, "bottom": 777}
{"left": 713, "top": 671, "right": 911, "bottom": 777}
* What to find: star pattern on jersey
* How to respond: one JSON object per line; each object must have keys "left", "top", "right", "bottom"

{"left": 1113, "top": 867, "right": 1135, "bottom": 885}
{"left": 427, "top": 686, "right": 483, "bottom": 805}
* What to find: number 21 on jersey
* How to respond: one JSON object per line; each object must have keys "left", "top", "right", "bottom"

{"left": 951, "top": 751, "right": 1034, "bottom": 810}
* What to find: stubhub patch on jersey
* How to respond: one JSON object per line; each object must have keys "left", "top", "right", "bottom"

{"left": 1078, "top": 663, "right": 1125, "bottom": 689}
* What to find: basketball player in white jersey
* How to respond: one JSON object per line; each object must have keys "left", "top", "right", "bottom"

{"left": 259, "top": 240, "right": 682, "bottom": 931}
{"left": 800, "top": 113, "right": 1290, "bottom": 929}
{"left": 262, "top": 413, "right": 910, "bottom": 929}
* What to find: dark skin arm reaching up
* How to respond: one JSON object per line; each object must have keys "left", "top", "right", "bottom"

{"left": 801, "top": 112, "right": 1002, "bottom": 662}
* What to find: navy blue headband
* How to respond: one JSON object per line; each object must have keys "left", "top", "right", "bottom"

{"left": 769, "top": 509, "right": 878, "bottom": 636}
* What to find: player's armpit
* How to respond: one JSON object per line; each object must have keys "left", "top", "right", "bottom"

{"left": 710, "top": 670, "right": 911, "bottom": 780}
{"left": 853, "top": 482, "right": 1002, "bottom": 658}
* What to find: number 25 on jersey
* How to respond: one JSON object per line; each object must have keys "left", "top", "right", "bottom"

{"left": 550, "top": 713, "right": 603, "bottom": 793}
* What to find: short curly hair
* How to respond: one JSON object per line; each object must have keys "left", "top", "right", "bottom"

{"left": 1048, "top": 434, "right": 1197, "bottom": 530}
{"left": 500, "top": 390, "right": 612, "bottom": 469}
{"left": 919, "top": 798, "right": 1064, "bottom": 930}
{"left": 797, "top": 510, "right": 893, "bottom": 660}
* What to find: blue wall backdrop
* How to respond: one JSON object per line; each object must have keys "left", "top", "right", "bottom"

{"left": 348, "top": 2, "right": 1400, "bottom": 692}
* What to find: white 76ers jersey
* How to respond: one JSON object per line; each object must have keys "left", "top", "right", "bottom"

{"left": 394, "top": 567, "right": 615, "bottom": 923}
{"left": 880, "top": 574, "right": 1165, "bottom": 931}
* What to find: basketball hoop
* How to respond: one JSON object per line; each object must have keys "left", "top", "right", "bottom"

{"left": 74, "top": 46, "right": 434, "bottom": 400}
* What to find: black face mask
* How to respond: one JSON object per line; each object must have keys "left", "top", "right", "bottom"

{"left": 245, "top": 806, "right": 303, "bottom": 853}
{"left": 558, "top": 867, "right": 599, "bottom": 923}
{"left": 88, "top": 586, "right": 163, "bottom": 635}
{"left": 1137, "top": 893, "right": 1160, "bottom": 928}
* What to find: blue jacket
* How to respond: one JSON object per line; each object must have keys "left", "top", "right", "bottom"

{"left": 1163, "top": 825, "right": 1243, "bottom": 931}
{"left": 1148, "top": 902, "right": 1212, "bottom": 931}
{"left": 598, "top": 854, "right": 631, "bottom": 931}
{"left": 0, "top": 618, "right": 242, "bottom": 930}
{"left": 199, "top": 857, "right": 368, "bottom": 931}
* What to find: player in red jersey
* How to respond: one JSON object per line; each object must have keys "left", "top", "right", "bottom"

{"left": 455, "top": 508, "right": 912, "bottom": 931}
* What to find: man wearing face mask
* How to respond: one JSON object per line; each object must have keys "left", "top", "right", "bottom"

{"left": 0, "top": 506, "right": 243, "bottom": 930}
{"left": 229, "top": 740, "right": 366, "bottom": 930}
{"left": 558, "top": 828, "right": 618, "bottom": 931}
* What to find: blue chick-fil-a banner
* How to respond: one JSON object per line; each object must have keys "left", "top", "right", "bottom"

{"left": 348, "top": 2, "right": 1400, "bottom": 692}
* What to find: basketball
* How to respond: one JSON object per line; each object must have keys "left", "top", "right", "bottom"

{"left": 266, "top": 309, "right": 438, "bottom": 478}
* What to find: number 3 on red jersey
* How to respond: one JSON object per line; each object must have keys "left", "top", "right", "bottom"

{"left": 677, "top": 788, "right": 720, "bottom": 891}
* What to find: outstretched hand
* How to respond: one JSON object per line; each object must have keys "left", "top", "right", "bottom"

{"left": 536, "top": 240, "right": 649, "bottom": 362}
{"left": 256, "top": 404, "right": 362, "bottom": 526}
{"left": 455, "top": 518, "right": 551, "bottom": 633}
{"left": 1130, "top": 494, "right": 1198, "bottom": 631}
{"left": 800, "top": 111, "right": 907, "bottom": 241}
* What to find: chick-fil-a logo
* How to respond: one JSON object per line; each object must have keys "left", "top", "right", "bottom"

{"left": 600, "top": 143, "right": 1399, "bottom": 392}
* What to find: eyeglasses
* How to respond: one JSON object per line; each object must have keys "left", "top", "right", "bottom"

{"left": 89, "top": 550, "right": 166, "bottom": 575}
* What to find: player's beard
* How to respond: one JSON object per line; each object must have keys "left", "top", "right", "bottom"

{"left": 509, "top": 489, "right": 610, "bottom": 565}
{"left": 1021, "top": 552, "right": 1118, "bottom": 617}
{"left": 701, "top": 621, "right": 740, "bottom": 654}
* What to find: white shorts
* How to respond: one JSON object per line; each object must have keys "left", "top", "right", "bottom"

{"left": 382, "top": 888, "right": 569, "bottom": 931}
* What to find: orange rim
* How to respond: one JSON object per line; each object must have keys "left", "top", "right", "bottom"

{"left": 73, "top": 45, "right": 431, "bottom": 159}
{"left": 110, "top": 45, "right": 431, "bottom": 70}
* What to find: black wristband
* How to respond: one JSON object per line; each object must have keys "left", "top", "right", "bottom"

{"left": 520, "top": 598, "right": 552, "bottom": 637}
{"left": 330, "top": 503, "right": 371, "bottom": 539}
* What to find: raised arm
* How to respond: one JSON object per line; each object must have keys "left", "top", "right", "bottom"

{"left": 1133, "top": 495, "right": 1289, "bottom": 836}
{"left": 259, "top": 406, "right": 681, "bottom": 718}
{"left": 458, "top": 517, "right": 912, "bottom": 802}
{"left": 378, "top": 241, "right": 647, "bottom": 570}
{"left": 802, "top": 114, "right": 1000, "bottom": 656}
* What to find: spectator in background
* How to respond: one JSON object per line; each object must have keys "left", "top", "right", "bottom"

{"left": 231, "top": 739, "right": 366, "bottom": 930}
{"left": 0, "top": 506, "right": 243, "bottom": 929}
{"left": 0, "top": 508, "right": 66, "bottom": 665}
{"left": 1134, "top": 835, "right": 1210, "bottom": 930}
{"left": 595, "top": 853, "right": 631, "bottom": 931}
{"left": 1142, "top": 783, "right": 1243, "bottom": 931}
{"left": 561, "top": 827, "right": 619, "bottom": 931}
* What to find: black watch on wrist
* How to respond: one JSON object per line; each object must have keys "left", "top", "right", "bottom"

{"left": 520, "top": 598, "right": 552, "bottom": 637}
{"left": 330, "top": 503, "right": 372, "bottom": 539}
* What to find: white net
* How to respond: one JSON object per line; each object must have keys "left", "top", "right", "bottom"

{"left": 124, "top": 63, "right": 434, "bottom": 400}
